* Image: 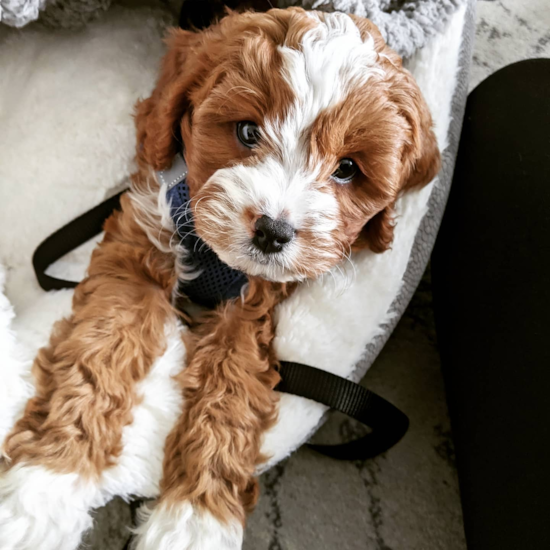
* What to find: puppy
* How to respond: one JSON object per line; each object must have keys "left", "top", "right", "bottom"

{"left": 0, "top": 8, "right": 439, "bottom": 550}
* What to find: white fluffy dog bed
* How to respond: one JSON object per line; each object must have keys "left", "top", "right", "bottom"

{"left": 0, "top": 0, "right": 473, "bottom": 530}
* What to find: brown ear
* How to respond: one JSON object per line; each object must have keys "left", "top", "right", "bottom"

{"left": 356, "top": 16, "right": 441, "bottom": 193}
{"left": 353, "top": 205, "right": 396, "bottom": 254}
{"left": 392, "top": 68, "right": 441, "bottom": 192}
{"left": 357, "top": 80, "right": 440, "bottom": 254}
{"left": 135, "top": 28, "right": 203, "bottom": 171}
{"left": 349, "top": 16, "right": 440, "bottom": 254}
{"left": 360, "top": 100, "right": 439, "bottom": 253}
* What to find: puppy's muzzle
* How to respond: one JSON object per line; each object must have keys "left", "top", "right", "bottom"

{"left": 253, "top": 215, "right": 295, "bottom": 254}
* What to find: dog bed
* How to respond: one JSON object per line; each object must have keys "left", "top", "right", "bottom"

{"left": 0, "top": 0, "right": 475, "bottom": 534}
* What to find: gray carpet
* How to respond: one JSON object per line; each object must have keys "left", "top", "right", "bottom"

{"left": 83, "top": 1, "right": 550, "bottom": 548}
{"left": 471, "top": 0, "right": 550, "bottom": 91}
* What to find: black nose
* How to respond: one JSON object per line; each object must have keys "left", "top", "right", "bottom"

{"left": 253, "top": 215, "right": 295, "bottom": 254}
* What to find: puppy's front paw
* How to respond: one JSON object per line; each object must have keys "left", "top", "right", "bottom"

{"left": 0, "top": 463, "right": 100, "bottom": 550}
{"left": 133, "top": 501, "right": 243, "bottom": 550}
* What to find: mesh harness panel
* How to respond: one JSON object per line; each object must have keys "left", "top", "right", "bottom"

{"left": 160, "top": 155, "right": 248, "bottom": 308}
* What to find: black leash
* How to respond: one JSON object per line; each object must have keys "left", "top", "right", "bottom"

{"left": 33, "top": 190, "right": 409, "bottom": 461}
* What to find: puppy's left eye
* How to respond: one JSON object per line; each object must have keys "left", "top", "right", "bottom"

{"left": 236, "top": 121, "right": 260, "bottom": 148}
{"left": 332, "top": 158, "right": 358, "bottom": 184}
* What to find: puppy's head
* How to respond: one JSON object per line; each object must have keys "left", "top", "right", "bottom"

{"left": 136, "top": 8, "right": 440, "bottom": 282}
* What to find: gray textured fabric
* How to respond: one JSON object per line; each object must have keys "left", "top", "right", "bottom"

{"left": 278, "top": 0, "right": 467, "bottom": 58}
{"left": 0, "top": 0, "right": 47, "bottom": 27}
{"left": 1, "top": 0, "right": 466, "bottom": 60}
{"left": 0, "top": 0, "right": 112, "bottom": 28}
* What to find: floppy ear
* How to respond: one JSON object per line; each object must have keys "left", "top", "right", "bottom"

{"left": 357, "top": 61, "right": 440, "bottom": 254}
{"left": 359, "top": 97, "right": 439, "bottom": 253}
{"left": 350, "top": 13, "right": 441, "bottom": 191}
{"left": 135, "top": 28, "right": 203, "bottom": 171}
{"left": 356, "top": 88, "right": 439, "bottom": 253}
{"left": 348, "top": 16, "right": 440, "bottom": 254}
{"left": 358, "top": 206, "right": 397, "bottom": 254}
{"left": 394, "top": 69, "right": 441, "bottom": 192}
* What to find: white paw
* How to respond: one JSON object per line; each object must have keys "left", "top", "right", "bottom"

{"left": 0, "top": 464, "right": 102, "bottom": 550}
{"left": 133, "top": 501, "right": 243, "bottom": 550}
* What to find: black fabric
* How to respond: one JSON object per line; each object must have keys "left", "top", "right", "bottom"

{"left": 178, "top": 0, "right": 272, "bottom": 31}
{"left": 179, "top": 0, "right": 228, "bottom": 29}
{"left": 432, "top": 59, "right": 550, "bottom": 550}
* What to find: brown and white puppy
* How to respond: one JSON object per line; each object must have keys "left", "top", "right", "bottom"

{"left": 0, "top": 8, "right": 439, "bottom": 550}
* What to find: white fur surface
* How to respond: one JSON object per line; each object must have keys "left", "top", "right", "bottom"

{"left": 0, "top": 3, "right": 172, "bottom": 315}
{"left": 0, "top": 265, "right": 35, "bottom": 451}
{"left": 0, "top": 464, "right": 104, "bottom": 550}
{"left": 279, "top": 11, "right": 384, "bottom": 121}
{"left": 200, "top": 158, "right": 341, "bottom": 282}
{"left": 134, "top": 501, "right": 243, "bottom": 550}
{"left": 0, "top": 3, "right": 466, "bottom": 546}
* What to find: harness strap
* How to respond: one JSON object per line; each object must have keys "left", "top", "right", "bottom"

{"left": 278, "top": 361, "right": 408, "bottom": 460}
{"left": 32, "top": 190, "right": 125, "bottom": 291}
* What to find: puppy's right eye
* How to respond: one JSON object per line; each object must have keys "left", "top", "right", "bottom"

{"left": 236, "top": 121, "right": 260, "bottom": 148}
{"left": 332, "top": 158, "right": 358, "bottom": 184}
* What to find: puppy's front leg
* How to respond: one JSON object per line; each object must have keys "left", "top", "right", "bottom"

{"left": 0, "top": 196, "right": 178, "bottom": 550}
{"left": 134, "top": 279, "right": 293, "bottom": 550}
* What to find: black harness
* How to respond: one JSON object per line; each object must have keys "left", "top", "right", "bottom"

{"left": 33, "top": 171, "right": 408, "bottom": 462}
